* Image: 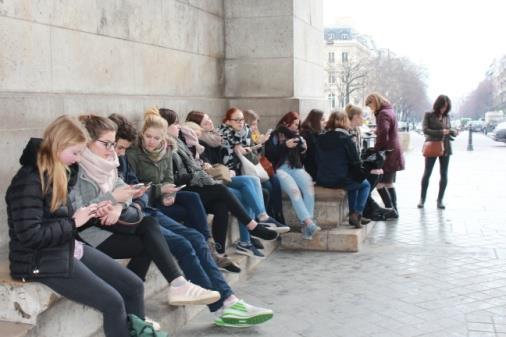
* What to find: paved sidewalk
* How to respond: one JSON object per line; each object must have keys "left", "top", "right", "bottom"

{"left": 176, "top": 132, "right": 506, "bottom": 337}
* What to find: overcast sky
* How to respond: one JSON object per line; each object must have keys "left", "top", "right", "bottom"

{"left": 323, "top": 0, "right": 506, "bottom": 104}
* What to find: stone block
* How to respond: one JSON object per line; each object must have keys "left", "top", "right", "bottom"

{"left": 51, "top": 28, "right": 137, "bottom": 94}
{"left": 225, "top": 59, "right": 293, "bottom": 98}
{"left": 281, "top": 221, "right": 374, "bottom": 252}
{"left": 294, "top": 18, "right": 324, "bottom": 65}
{"left": 0, "top": 17, "right": 51, "bottom": 92}
{"left": 294, "top": 58, "right": 325, "bottom": 98}
{"left": 282, "top": 186, "right": 347, "bottom": 228}
{"left": 224, "top": 0, "right": 292, "bottom": 19}
{"left": 0, "top": 94, "right": 64, "bottom": 130}
{"left": 294, "top": 0, "right": 323, "bottom": 30}
{"left": 225, "top": 16, "right": 293, "bottom": 59}
{"left": 0, "top": 321, "right": 32, "bottom": 337}
{"left": 188, "top": 0, "right": 224, "bottom": 17}
{"left": 0, "top": 0, "right": 53, "bottom": 24}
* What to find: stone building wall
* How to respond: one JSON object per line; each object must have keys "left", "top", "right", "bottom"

{"left": 0, "top": 0, "right": 324, "bottom": 249}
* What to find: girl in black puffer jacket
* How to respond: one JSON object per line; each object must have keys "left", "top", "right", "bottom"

{"left": 6, "top": 116, "right": 145, "bottom": 337}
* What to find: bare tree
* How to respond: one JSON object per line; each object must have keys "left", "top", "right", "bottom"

{"left": 458, "top": 78, "right": 494, "bottom": 119}
{"left": 366, "top": 54, "right": 430, "bottom": 121}
{"left": 336, "top": 58, "right": 368, "bottom": 107}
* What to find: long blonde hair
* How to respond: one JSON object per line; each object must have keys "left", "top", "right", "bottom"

{"left": 37, "top": 116, "right": 89, "bottom": 212}
{"left": 365, "top": 93, "right": 390, "bottom": 113}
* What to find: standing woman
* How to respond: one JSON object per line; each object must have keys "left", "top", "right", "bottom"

{"left": 418, "top": 95, "right": 458, "bottom": 209}
{"left": 265, "top": 112, "right": 320, "bottom": 239}
{"left": 5, "top": 116, "right": 145, "bottom": 337}
{"left": 300, "top": 109, "right": 325, "bottom": 181}
{"left": 365, "top": 93, "right": 405, "bottom": 216}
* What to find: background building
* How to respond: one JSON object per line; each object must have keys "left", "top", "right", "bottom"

{"left": 323, "top": 18, "right": 375, "bottom": 110}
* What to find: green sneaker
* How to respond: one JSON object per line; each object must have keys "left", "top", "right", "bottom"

{"left": 220, "top": 299, "right": 273, "bottom": 326}
{"left": 214, "top": 317, "right": 252, "bottom": 328}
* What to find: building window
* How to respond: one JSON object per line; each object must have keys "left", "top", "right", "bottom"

{"left": 341, "top": 33, "right": 349, "bottom": 40}
{"left": 328, "top": 72, "right": 336, "bottom": 84}
{"left": 328, "top": 93, "right": 336, "bottom": 109}
{"left": 328, "top": 52, "right": 335, "bottom": 63}
{"left": 342, "top": 52, "right": 348, "bottom": 63}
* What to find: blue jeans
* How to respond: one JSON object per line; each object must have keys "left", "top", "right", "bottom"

{"left": 145, "top": 209, "right": 233, "bottom": 312}
{"left": 276, "top": 164, "right": 315, "bottom": 223}
{"left": 156, "top": 191, "right": 211, "bottom": 240}
{"left": 347, "top": 179, "right": 371, "bottom": 214}
{"left": 227, "top": 175, "right": 266, "bottom": 244}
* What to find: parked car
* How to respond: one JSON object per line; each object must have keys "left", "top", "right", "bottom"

{"left": 490, "top": 122, "right": 506, "bottom": 143}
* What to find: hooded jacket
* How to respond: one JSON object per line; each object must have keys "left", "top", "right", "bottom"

{"left": 316, "top": 129, "right": 363, "bottom": 188}
{"left": 5, "top": 138, "right": 76, "bottom": 280}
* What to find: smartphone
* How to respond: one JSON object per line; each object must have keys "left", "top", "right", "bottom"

{"left": 132, "top": 183, "right": 145, "bottom": 189}
{"left": 175, "top": 184, "right": 186, "bottom": 191}
{"left": 266, "top": 128, "right": 273, "bottom": 133}
{"left": 144, "top": 181, "right": 152, "bottom": 188}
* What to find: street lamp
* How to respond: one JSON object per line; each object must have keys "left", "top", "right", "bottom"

{"left": 467, "top": 127, "right": 473, "bottom": 151}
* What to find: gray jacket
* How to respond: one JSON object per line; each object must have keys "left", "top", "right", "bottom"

{"left": 70, "top": 166, "right": 131, "bottom": 247}
{"left": 422, "top": 112, "right": 458, "bottom": 156}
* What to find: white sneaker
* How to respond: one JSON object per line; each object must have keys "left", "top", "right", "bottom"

{"left": 168, "top": 281, "right": 221, "bottom": 306}
{"left": 218, "top": 299, "right": 273, "bottom": 326}
{"left": 259, "top": 222, "right": 290, "bottom": 234}
{"left": 144, "top": 316, "right": 161, "bottom": 331}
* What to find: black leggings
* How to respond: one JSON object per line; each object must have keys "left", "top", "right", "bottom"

{"left": 420, "top": 155, "right": 450, "bottom": 202}
{"left": 40, "top": 245, "right": 144, "bottom": 337}
{"left": 186, "top": 184, "right": 252, "bottom": 254}
{"left": 97, "top": 216, "right": 183, "bottom": 283}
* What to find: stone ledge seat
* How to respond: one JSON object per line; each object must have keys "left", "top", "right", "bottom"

{"left": 281, "top": 185, "right": 375, "bottom": 252}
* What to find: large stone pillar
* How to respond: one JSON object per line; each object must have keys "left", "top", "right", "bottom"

{"left": 224, "top": 0, "right": 325, "bottom": 129}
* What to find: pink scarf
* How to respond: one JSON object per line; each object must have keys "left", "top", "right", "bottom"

{"left": 79, "top": 147, "right": 119, "bottom": 193}
{"left": 181, "top": 126, "right": 204, "bottom": 155}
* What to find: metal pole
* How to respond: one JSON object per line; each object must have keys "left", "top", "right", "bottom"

{"left": 467, "top": 128, "right": 473, "bottom": 151}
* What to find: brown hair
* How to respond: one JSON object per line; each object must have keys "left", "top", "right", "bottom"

{"left": 158, "top": 108, "right": 178, "bottom": 126}
{"left": 276, "top": 111, "right": 300, "bottom": 129}
{"left": 222, "top": 107, "right": 243, "bottom": 123}
{"left": 38, "top": 116, "right": 89, "bottom": 212}
{"left": 186, "top": 110, "right": 205, "bottom": 126}
{"left": 108, "top": 113, "right": 137, "bottom": 142}
{"left": 78, "top": 114, "right": 117, "bottom": 141}
{"left": 365, "top": 93, "right": 390, "bottom": 113}
{"left": 326, "top": 111, "right": 350, "bottom": 130}
{"left": 301, "top": 109, "right": 324, "bottom": 133}
{"left": 243, "top": 109, "right": 259, "bottom": 125}
{"left": 433, "top": 95, "right": 452, "bottom": 117}
{"left": 345, "top": 104, "right": 363, "bottom": 120}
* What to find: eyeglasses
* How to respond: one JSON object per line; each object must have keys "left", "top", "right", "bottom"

{"left": 230, "top": 118, "right": 245, "bottom": 122}
{"left": 96, "top": 139, "right": 117, "bottom": 150}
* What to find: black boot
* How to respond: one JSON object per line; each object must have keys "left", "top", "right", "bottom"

{"left": 387, "top": 187, "right": 398, "bottom": 212}
{"left": 377, "top": 188, "right": 393, "bottom": 208}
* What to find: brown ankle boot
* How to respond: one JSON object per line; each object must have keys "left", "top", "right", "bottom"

{"left": 349, "top": 212, "right": 362, "bottom": 228}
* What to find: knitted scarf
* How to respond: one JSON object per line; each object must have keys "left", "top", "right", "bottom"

{"left": 200, "top": 129, "right": 223, "bottom": 148}
{"left": 79, "top": 147, "right": 119, "bottom": 193}
{"left": 140, "top": 138, "right": 167, "bottom": 163}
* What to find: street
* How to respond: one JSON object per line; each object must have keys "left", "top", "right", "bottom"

{"left": 177, "top": 131, "right": 506, "bottom": 337}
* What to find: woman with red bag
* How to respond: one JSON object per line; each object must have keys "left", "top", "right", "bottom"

{"left": 418, "top": 95, "right": 458, "bottom": 209}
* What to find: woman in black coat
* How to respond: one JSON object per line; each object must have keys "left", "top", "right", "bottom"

{"left": 418, "top": 95, "right": 458, "bottom": 209}
{"left": 316, "top": 112, "right": 371, "bottom": 228}
{"left": 300, "top": 109, "right": 325, "bottom": 181}
{"left": 5, "top": 116, "right": 145, "bottom": 337}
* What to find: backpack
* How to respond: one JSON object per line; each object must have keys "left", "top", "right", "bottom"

{"left": 128, "top": 314, "right": 168, "bottom": 337}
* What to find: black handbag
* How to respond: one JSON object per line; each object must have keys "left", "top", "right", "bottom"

{"left": 361, "top": 149, "right": 387, "bottom": 171}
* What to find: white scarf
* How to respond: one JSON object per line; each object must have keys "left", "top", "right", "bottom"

{"left": 79, "top": 147, "right": 119, "bottom": 193}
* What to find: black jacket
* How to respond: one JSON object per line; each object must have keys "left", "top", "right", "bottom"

{"left": 316, "top": 129, "right": 364, "bottom": 189}
{"left": 265, "top": 126, "right": 305, "bottom": 170}
{"left": 300, "top": 128, "right": 319, "bottom": 181}
{"left": 5, "top": 138, "right": 76, "bottom": 280}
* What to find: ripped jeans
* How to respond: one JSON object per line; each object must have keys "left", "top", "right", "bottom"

{"left": 276, "top": 163, "right": 314, "bottom": 223}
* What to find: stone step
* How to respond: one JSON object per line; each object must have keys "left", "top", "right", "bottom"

{"left": 0, "top": 321, "right": 33, "bottom": 337}
{"left": 282, "top": 186, "right": 347, "bottom": 228}
{"left": 280, "top": 221, "right": 375, "bottom": 252}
